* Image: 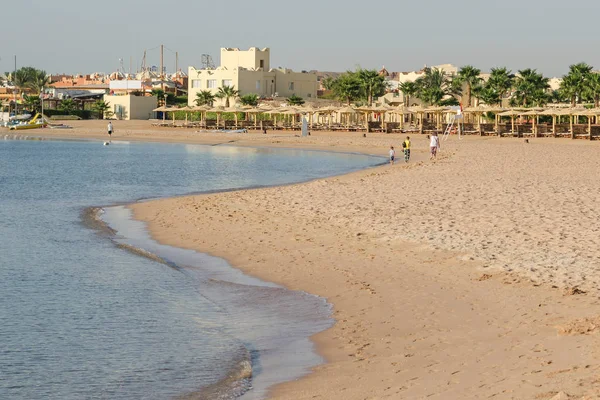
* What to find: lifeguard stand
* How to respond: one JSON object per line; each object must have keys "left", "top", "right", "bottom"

{"left": 442, "top": 106, "right": 463, "bottom": 141}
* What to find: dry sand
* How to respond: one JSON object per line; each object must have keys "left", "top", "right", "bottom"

{"left": 9, "top": 121, "right": 600, "bottom": 399}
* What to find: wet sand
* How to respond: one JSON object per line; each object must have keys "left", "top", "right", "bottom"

{"left": 10, "top": 121, "right": 600, "bottom": 399}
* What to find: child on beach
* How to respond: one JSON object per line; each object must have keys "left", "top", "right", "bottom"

{"left": 389, "top": 146, "right": 395, "bottom": 165}
{"left": 403, "top": 136, "right": 411, "bottom": 162}
{"left": 107, "top": 122, "right": 113, "bottom": 139}
{"left": 430, "top": 132, "right": 440, "bottom": 159}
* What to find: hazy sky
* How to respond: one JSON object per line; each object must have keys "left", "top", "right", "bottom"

{"left": 2, "top": 0, "right": 599, "bottom": 77}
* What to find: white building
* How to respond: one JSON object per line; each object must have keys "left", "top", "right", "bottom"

{"left": 187, "top": 47, "right": 317, "bottom": 106}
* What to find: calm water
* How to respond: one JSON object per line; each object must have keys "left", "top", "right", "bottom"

{"left": 0, "top": 138, "right": 383, "bottom": 399}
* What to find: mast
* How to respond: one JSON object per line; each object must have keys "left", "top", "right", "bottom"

{"left": 160, "top": 44, "right": 164, "bottom": 91}
{"left": 14, "top": 55, "right": 17, "bottom": 115}
{"left": 160, "top": 44, "right": 164, "bottom": 79}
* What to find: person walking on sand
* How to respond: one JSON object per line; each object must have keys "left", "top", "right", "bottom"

{"left": 430, "top": 132, "right": 440, "bottom": 160}
{"left": 389, "top": 145, "right": 395, "bottom": 165}
{"left": 403, "top": 136, "right": 411, "bottom": 163}
{"left": 107, "top": 121, "right": 113, "bottom": 139}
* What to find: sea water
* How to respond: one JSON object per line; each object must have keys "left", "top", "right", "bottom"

{"left": 0, "top": 139, "right": 383, "bottom": 399}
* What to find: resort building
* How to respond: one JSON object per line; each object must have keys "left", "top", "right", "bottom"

{"left": 102, "top": 93, "right": 157, "bottom": 120}
{"left": 187, "top": 47, "right": 318, "bottom": 106}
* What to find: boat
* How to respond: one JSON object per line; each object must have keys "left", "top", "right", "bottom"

{"left": 9, "top": 113, "right": 48, "bottom": 130}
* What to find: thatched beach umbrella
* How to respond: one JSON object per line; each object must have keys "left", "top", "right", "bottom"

{"left": 337, "top": 106, "right": 357, "bottom": 129}
{"left": 390, "top": 106, "right": 408, "bottom": 129}
{"left": 424, "top": 106, "right": 447, "bottom": 130}
{"left": 191, "top": 104, "right": 211, "bottom": 123}
{"left": 210, "top": 106, "right": 226, "bottom": 128}
{"left": 371, "top": 105, "right": 390, "bottom": 130}
{"left": 498, "top": 109, "right": 520, "bottom": 135}
{"left": 573, "top": 108, "right": 600, "bottom": 138}
{"left": 225, "top": 105, "right": 247, "bottom": 128}
{"left": 408, "top": 106, "right": 427, "bottom": 134}
{"left": 520, "top": 109, "right": 540, "bottom": 137}
{"left": 355, "top": 106, "right": 378, "bottom": 131}
{"left": 318, "top": 105, "right": 339, "bottom": 129}
{"left": 153, "top": 105, "right": 173, "bottom": 123}
{"left": 300, "top": 104, "right": 319, "bottom": 128}
{"left": 243, "top": 107, "right": 263, "bottom": 129}
{"left": 540, "top": 108, "right": 562, "bottom": 137}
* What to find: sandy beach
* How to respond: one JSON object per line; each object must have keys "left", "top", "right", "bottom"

{"left": 9, "top": 121, "right": 600, "bottom": 399}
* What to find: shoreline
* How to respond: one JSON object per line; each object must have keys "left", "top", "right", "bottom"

{"left": 6, "top": 121, "right": 600, "bottom": 398}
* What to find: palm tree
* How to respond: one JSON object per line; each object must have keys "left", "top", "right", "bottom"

{"left": 23, "top": 94, "right": 41, "bottom": 112}
{"left": 151, "top": 89, "right": 167, "bottom": 105}
{"left": 456, "top": 65, "right": 481, "bottom": 108}
{"left": 29, "top": 69, "right": 50, "bottom": 94}
{"left": 414, "top": 67, "right": 449, "bottom": 106}
{"left": 473, "top": 85, "right": 499, "bottom": 107}
{"left": 92, "top": 100, "right": 111, "bottom": 119}
{"left": 512, "top": 69, "right": 550, "bottom": 107}
{"left": 239, "top": 93, "right": 259, "bottom": 106}
{"left": 399, "top": 81, "right": 418, "bottom": 107}
{"left": 195, "top": 90, "right": 215, "bottom": 106}
{"left": 287, "top": 94, "right": 305, "bottom": 106}
{"left": 356, "top": 68, "right": 387, "bottom": 105}
{"left": 560, "top": 63, "right": 593, "bottom": 107}
{"left": 215, "top": 85, "right": 239, "bottom": 107}
{"left": 59, "top": 98, "right": 77, "bottom": 114}
{"left": 333, "top": 72, "right": 362, "bottom": 105}
{"left": 485, "top": 67, "right": 514, "bottom": 106}
{"left": 13, "top": 67, "right": 34, "bottom": 98}
{"left": 585, "top": 73, "right": 600, "bottom": 107}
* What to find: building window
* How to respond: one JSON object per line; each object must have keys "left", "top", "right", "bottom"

{"left": 256, "top": 80, "right": 261, "bottom": 90}
{"left": 259, "top": 60, "right": 264, "bottom": 68}
{"left": 207, "top": 79, "right": 217, "bottom": 89}
{"left": 307, "top": 93, "right": 312, "bottom": 98}
{"left": 191, "top": 79, "right": 201, "bottom": 88}
{"left": 222, "top": 79, "right": 232, "bottom": 87}
{"left": 289, "top": 82, "right": 294, "bottom": 90}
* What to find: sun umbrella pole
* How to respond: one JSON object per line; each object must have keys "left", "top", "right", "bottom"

{"left": 511, "top": 115, "right": 515, "bottom": 135}
{"left": 570, "top": 115, "right": 574, "bottom": 139}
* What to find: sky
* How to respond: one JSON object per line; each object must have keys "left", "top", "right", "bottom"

{"left": 2, "top": 0, "right": 599, "bottom": 78}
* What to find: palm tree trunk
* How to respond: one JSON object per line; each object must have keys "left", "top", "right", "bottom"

{"left": 465, "top": 84, "right": 471, "bottom": 109}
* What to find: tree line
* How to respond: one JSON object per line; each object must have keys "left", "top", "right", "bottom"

{"left": 396, "top": 63, "right": 600, "bottom": 109}
{"left": 4, "top": 67, "right": 111, "bottom": 119}
{"left": 194, "top": 86, "right": 306, "bottom": 107}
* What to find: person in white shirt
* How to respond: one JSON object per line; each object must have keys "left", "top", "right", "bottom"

{"left": 389, "top": 146, "right": 395, "bottom": 165}
{"left": 107, "top": 122, "right": 113, "bottom": 138}
{"left": 430, "top": 132, "right": 440, "bottom": 159}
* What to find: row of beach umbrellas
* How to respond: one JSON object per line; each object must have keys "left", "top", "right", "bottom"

{"left": 152, "top": 104, "right": 600, "bottom": 133}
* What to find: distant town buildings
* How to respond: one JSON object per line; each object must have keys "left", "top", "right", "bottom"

{"left": 187, "top": 47, "right": 318, "bottom": 106}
